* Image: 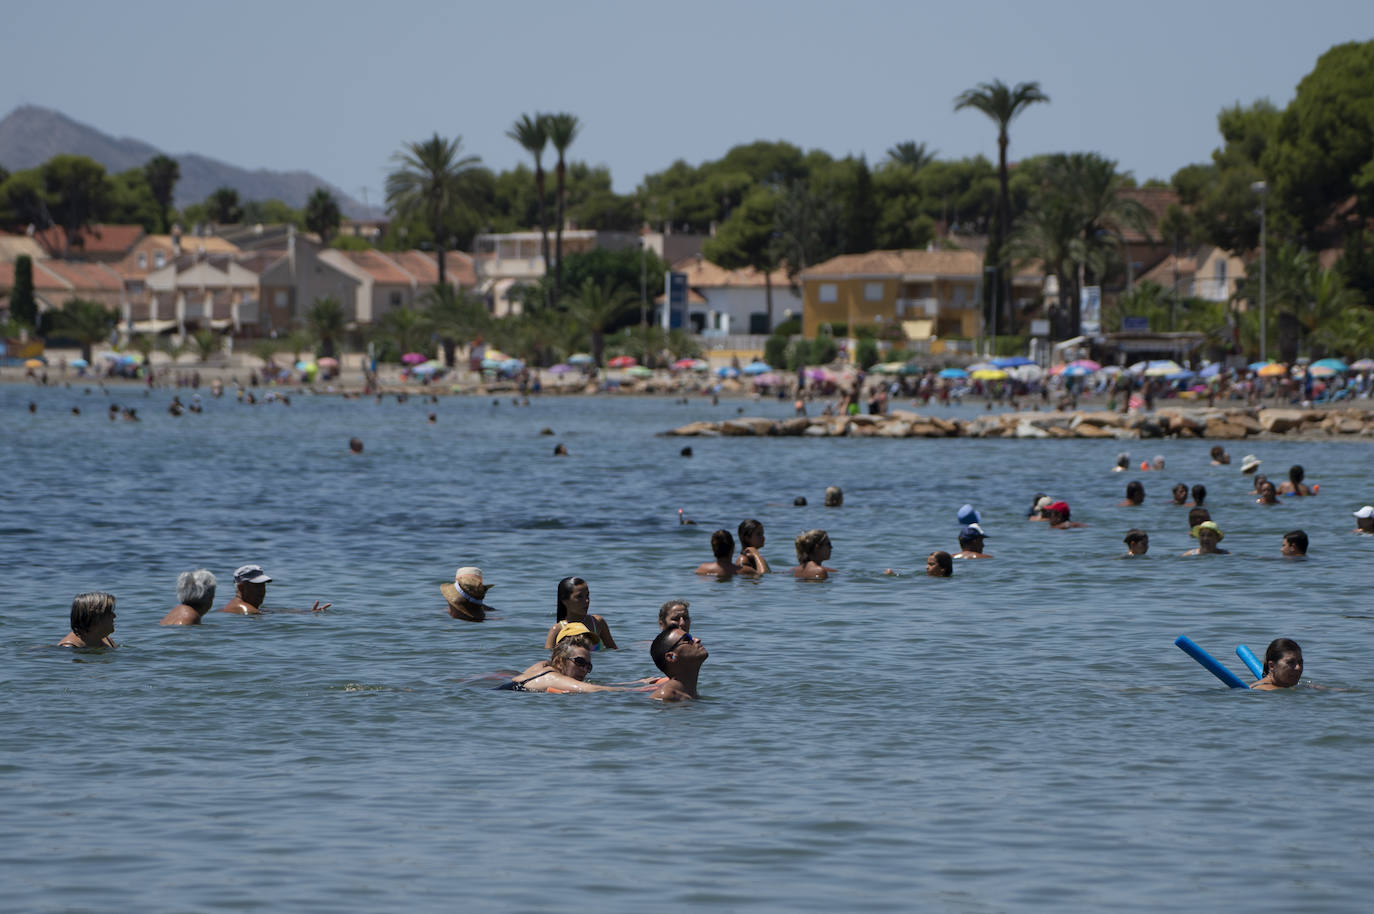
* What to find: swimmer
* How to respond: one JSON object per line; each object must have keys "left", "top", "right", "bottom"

{"left": 953, "top": 524, "right": 991, "bottom": 559}
{"left": 1256, "top": 480, "right": 1281, "bottom": 505}
{"left": 1027, "top": 494, "right": 1052, "bottom": 521}
{"left": 1113, "top": 453, "right": 1130, "bottom": 472}
{"left": 926, "top": 551, "right": 953, "bottom": 577}
{"left": 793, "top": 496, "right": 807, "bottom": 506}
{"left": 824, "top": 485, "right": 843, "bottom": 507}
{"left": 544, "top": 576, "right": 618, "bottom": 649}
{"left": 1187, "top": 506, "right": 1211, "bottom": 532}
{"left": 553, "top": 443, "right": 569, "bottom": 456}
{"left": 695, "top": 529, "right": 743, "bottom": 576}
{"left": 736, "top": 518, "right": 771, "bottom": 573}
{"left": 441, "top": 566, "right": 492, "bottom": 621}
{"left": 505, "top": 626, "right": 621, "bottom": 693}
{"left": 1183, "top": 520, "right": 1230, "bottom": 555}
{"left": 658, "top": 599, "right": 690, "bottom": 631}
{"left": 1277, "top": 464, "right": 1316, "bottom": 496}
{"left": 1044, "top": 501, "right": 1086, "bottom": 529}
{"left": 680, "top": 446, "right": 693, "bottom": 457}
{"left": 1210, "top": 445, "right": 1231, "bottom": 465}
{"left": 1250, "top": 638, "right": 1303, "bottom": 690}
{"left": 1252, "top": 472, "right": 1269, "bottom": 494}
{"left": 1280, "top": 529, "right": 1308, "bottom": 557}
{"left": 1354, "top": 506, "right": 1374, "bottom": 534}
{"left": 219, "top": 564, "right": 331, "bottom": 615}
{"left": 649, "top": 627, "right": 708, "bottom": 701}
{"left": 1170, "top": 483, "right": 1188, "bottom": 506}
{"left": 160, "top": 569, "right": 217, "bottom": 625}
{"left": 1118, "top": 481, "right": 1146, "bottom": 506}
{"left": 1123, "top": 528, "right": 1149, "bottom": 557}
{"left": 1191, "top": 484, "right": 1206, "bottom": 507}
{"left": 349, "top": 437, "right": 364, "bottom": 454}
{"left": 58, "top": 591, "right": 117, "bottom": 648}
{"left": 678, "top": 508, "right": 696, "bottom": 525}
{"left": 1240, "top": 454, "right": 1262, "bottom": 476}
{"left": 792, "top": 529, "right": 836, "bottom": 580}
{"left": 427, "top": 412, "right": 436, "bottom": 423}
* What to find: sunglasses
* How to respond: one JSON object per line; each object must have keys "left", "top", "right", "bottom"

{"left": 569, "top": 656, "right": 592, "bottom": 671}
{"left": 670, "top": 633, "right": 699, "bottom": 652}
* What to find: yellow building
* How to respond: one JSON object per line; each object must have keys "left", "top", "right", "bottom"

{"left": 798, "top": 249, "right": 1041, "bottom": 345}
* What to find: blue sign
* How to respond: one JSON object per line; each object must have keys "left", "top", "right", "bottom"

{"left": 1123, "top": 316, "right": 1150, "bottom": 331}
{"left": 663, "top": 272, "right": 688, "bottom": 330}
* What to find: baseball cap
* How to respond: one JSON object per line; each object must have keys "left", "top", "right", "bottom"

{"left": 959, "top": 524, "right": 989, "bottom": 541}
{"left": 1354, "top": 506, "right": 1374, "bottom": 519}
{"left": 233, "top": 564, "right": 271, "bottom": 584}
{"left": 555, "top": 622, "right": 600, "bottom": 646}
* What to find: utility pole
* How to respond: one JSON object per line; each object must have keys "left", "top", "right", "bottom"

{"left": 1251, "top": 181, "right": 1267, "bottom": 362}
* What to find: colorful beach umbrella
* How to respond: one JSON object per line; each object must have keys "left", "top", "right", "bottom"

{"left": 716, "top": 366, "right": 740, "bottom": 378}
{"left": 23, "top": 358, "right": 46, "bottom": 368}
{"left": 1068, "top": 359, "right": 1101, "bottom": 371}
{"left": 992, "top": 356, "right": 1035, "bottom": 368}
{"left": 1350, "top": 358, "right": 1374, "bottom": 371}
{"left": 567, "top": 353, "right": 594, "bottom": 365}
{"left": 317, "top": 357, "right": 339, "bottom": 368}
{"left": 70, "top": 358, "right": 89, "bottom": 368}
{"left": 608, "top": 355, "right": 638, "bottom": 368}
{"left": 1310, "top": 358, "right": 1348, "bottom": 373}
{"left": 752, "top": 372, "right": 782, "bottom": 386}
{"left": 870, "top": 361, "right": 907, "bottom": 375}
{"left": 547, "top": 363, "right": 574, "bottom": 375}
{"left": 938, "top": 368, "right": 968, "bottom": 379}
{"left": 971, "top": 368, "right": 1008, "bottom": 380}
{"left": 742, "top": 361, "right": 773, "bottom": 375}
{"left": 1143, "top": 360, "right": 1184, "bottom": 377}
{"left": 625, "top": 365, "right": 654, "bottom": 378}
{"left": 401, "top": 352, "right": 427, "bottom": 365}
{"left": 1257, "top": 362, "right": 1288, "bottom": 377}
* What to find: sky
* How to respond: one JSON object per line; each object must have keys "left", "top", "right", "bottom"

{"left": 5, "top": 0, "right": 1373, "bottom": 206}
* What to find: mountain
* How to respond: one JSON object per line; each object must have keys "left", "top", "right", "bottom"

{"left": 0, "top": 105, "right": 380, "bottom": 219}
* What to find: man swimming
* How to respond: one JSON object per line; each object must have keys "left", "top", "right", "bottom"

{"left": 1354, "top": 506, "right": 1374, "bottom": 534}
{"left": 952, "top": 524, "right": 991, "bottom": 559}
{"left": 1123, "top": 529, "right": 1149, "bottom": 557}
{"left": 649, "top": 627, "right": 708, "bottom": 701}
{"left": 160, "top": 569, "right": 217, "bottom": 625}
{"left": 1044, "top": 501, "right": 1086, "bottom": 529}
{"left": 219, "top": 564, "right": 331, "bottom": 614}
{"left": 1281, "top": 530, "right": 1308, "bottom": 557}
{"left": 1183, "top": 521, "right": 1230, "bottom": 555}
{"left": 695, "top": 529, "right": 743, "bottom": 576}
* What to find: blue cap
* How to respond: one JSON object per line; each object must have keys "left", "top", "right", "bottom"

{"left": 959, "top": 524, "right": 988, "bottom": 541}
{"left": 957, "top": 504, "right": 980, "bottom": 525}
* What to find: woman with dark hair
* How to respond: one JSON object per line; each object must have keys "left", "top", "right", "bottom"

{"left": 736, "top": 518, "right": 771, "bottom": 574}
{"left": 1277, "top": 464, "right": 1316, "bottom": 496}
{"left": 1118, "top": 481, "right": 1145, "bottom": 506}
{"left": 658, "top": 599, "right": 691, "bottom": 631}
{"left": 925, "top": 551, "right": 954, "bottom": 577}
{"left": 1190, "top": 484, "right": 1206, "bottom": 507}
{"left": 1170, "top": 483, "right": 1189, "bottom": 505}
{"left": 695, "top": 529, "right": 742, "bottom": 576}
{"left": 1027, "top": 493, "right": 1051, "bottom": 520}
{"left": 58, "top": 592, "right": 117, "bottom": 648}
{"left": 543, "top": 577, "right": 618, "bottom": 650}
{"left": 1252, "top": 638, "right": 1303, "bottom": 690}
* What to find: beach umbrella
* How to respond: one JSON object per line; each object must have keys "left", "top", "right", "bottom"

{"left": 752, "top": 372, "right": 782, "bottom": 386}
{"left": 742, "top": 360, "right": 772, "bottom": 375}
{"left": 899, "top": 362, "right": 924, "bottom": 375}
{"left": 567, "top": 353, "right": 594, "bottom": 365}
{"left": 625, "top": 365, "right": 654, "bottom": 378}
{"left": 70, "top": 358, "right": 89, "bottom": 368}
{"left": 1350, "top": 358, "right": 1374, "bottom": 371}
{"left": 966, "top": 361, "right": 998, "bottom": 373}
{"left": 1062, "top": 365, "right": 1094, "bottom": 378}
{"left": 1248, "top": 360, "right": 1276, "bottom": 371}
{"left": 548, "top": 363, "right": 574, "bottom": 375}
{"left": 716, "top": 366, "right": 740, "bottom": 378}
{"left": 499, "top": 358, "right": 525, "bottom": 372}
{"left": 1306, "top": 364, "right": 1339, "bottom": 378}
{"left": 295, "top": 360, "right": 313, "bottom": 372}
{"left": 1009, "top": 364, "right": 1044, "bottom": 381}
{"left": 607, "top": 355, "right": 638, "bottom": 368}
{"left": 401, "top": 352, "right": 427, "bottom": 365}
{"left": 1310, "top": 357, "right": 1348, "bottom": 373}
{"left": 1198, "top": 363, "right": 1222, "bottom": 378}
{"left": 317, "top": 357, "right": 339, "bottom": 368}
{"left": 411, "top": 361, "right": 443, "bottom": 375}
{"left": 1165, "top": 369, "right": 1195, "bottom": 381}
{"left": 992, "top": 355, "right": 1035, "bottom": 368}
{"left": 1068, "top": 359, "right": 1101, "bottom": 371}
{"left": 971, "top": 368, "right": 1008, "bottom": 381}
{"left": 1143, "top": 360, "right": 1184, "bottom": 377}
{"left": 671, "top": 357, "right": 700, "bottom": 370}
{"left": 869, "top": 361, "right": 905, "bottom": 375}
{"left": 1098, "top": 365, "right": 1122, "bottom": 375}
{"left": 938, "top": 368, "right": 968, "bottom": 379}
{"left": 23, "top": 358, "right": 46, "bottom": 368}
{"left": 1257, "top": 362, "right": 1288, "bottom": 377}
{"left": 1048, "top": 363, "right": 1068, "bottom": 376}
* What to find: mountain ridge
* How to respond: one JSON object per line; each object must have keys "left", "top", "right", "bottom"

{"left": 0, "top": 105, "right": 379, "bottom": 219}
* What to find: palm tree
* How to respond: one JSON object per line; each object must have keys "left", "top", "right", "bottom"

{"left": 423, "top": 285, "right": 488, "bottom": 367}
{"left": 305, "top": 295, "right": 346, "bottom": 359}
{"left": 565, "top": 277, "right": 634, "bottom": 367}
{"left": 304, "top": 189, "right": 342, "bottom": 246}
{"left": 143, "top": 155, "right": 180, "bottom": 233}
{"left": 373, "top": 306, "right": 433, "bottom": 360}
{"left": 954, "top": 79, "right": 1050, "bottom": 330}
{"left": 191, "top": 328, "right": 221, "bottom": 362}
{"left": 507, "top": 114, "right": 552, "bottom": 284}
{"left": 128, "top": 332, "right": 157, "bottom": 369}
{"left": 385, "top": 134, "right": 481, "bottom": 286}
{"left": 1008, "top": 195, "right": 1082, "bottom": 339}
{"left": 52, "top": 298, "right": 116, "bottom": 363}
{"left": 886, "top": 141, "right": 938, "bottom": 172}
{"left": 251, "top": 339, "right": 278, "bottom": 371}
{"left": 544, "top": 113, "right": 581, "bottom": 306}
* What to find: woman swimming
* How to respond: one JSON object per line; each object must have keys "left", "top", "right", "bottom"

{"left": 792, "top": 529, "right": 836, "bottom": 580}
{"left": 736, "top": 518, "right": 771, "bottom": 573}
{"left": 1251, "top": 638, "right": 1303, "bottom": 690}
{"left": 1118, "top": 481, "right": 1145, "bottom": 506}
{"left": 505, "top": 626, "right": 622, "bottom": 693}
{"left": 544, "top": 576, "right": 618, "bottom": 650}
{"left": 658, "top": 599, "right": 691, "bottom": 632}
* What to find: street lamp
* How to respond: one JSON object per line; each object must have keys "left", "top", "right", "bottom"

{"left": 1251, "top": 180, "right": 1267, "bottom": 362}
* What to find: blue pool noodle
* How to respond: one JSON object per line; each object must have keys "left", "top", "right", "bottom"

{"left": 1175, "top": 635, "right": 1250, "bottom": 689}
{"left": 1236, "top": 645, "right": 1264, "bottom": 680}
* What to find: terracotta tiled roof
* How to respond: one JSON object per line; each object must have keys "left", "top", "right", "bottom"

{"left": 800, "top": 249, "right": 1040, "bottom": 280}
{"left": 670, "top": 254, "right": 792, "bottom": 289}
{"left": 0, "top": 233, "right": 47, "bottom": 262}
{"left": 337, "top": 250, "right": 416, "bottom": 285}
{"left": 0, "top": 260, "right": 73, "bottom": 290}
{"left": 34, "top": 224, "right": 144, "bottom": 257}
{"left": 36, "top": 260, "right": 125, "bottom": 291}
{"left": 1117, "top": 188, "right": 1177, "bottom": 243}
{"left": 1139, "top": 252, "right": 1198, "bottom": 286}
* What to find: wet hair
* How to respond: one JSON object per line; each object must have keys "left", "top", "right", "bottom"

{"left": 1262, "top": 638, "right": 1302, "bottom": 676}
{"left": 928, "top": 551, "right": 953, "bottom": 576}
{"left": 1187, "top": 507, "right": 1211, "bottom": 528}
{"left": 1123, "top": 528, "right": 1149, "bottom": 546}
{"left": 1125, "top": 481, "right": 1145, "bottom": 503}
{"left": 551, "top": 634, "right": 593, "bottom": 670}
{"left": 710, "top": 529, "right": 735, "bottom": 562}
{"left": 1171, "top": 483, "right": 1188, "bottom": 501}
{"left": 1259, "top": 480, "right": 1277, "bottom": 497}
{"left": 658, "top": 599, "right": 690, "bottom": 627}
{"left": 1210, "top": 445, "right": 1225, "bottom": 459}
{"left": 794, "top": 529, "right": 829, "bottom": 563}
{"left": 176, "top": 569, "right": 217, "bottom": 612}
{"left": 70, "top": 591, "right": 115, "bottom": 635}
{"left": 1253, "top": 473, "right": 1268, "bottom": 493}
{"left": 650, "top": 627, "right": 689, "bottom": 673}
{"left": 1283, "top": 529, "right": 1308, "bottom": 554}
{"left": 1027, "top": 493, "right": 1048, "bottom": 518}
{"left": 1191, "top": 484, "right": 1206, "bottom": 506}
{"left": 1288, "top": 464, "right": 1304, "bottom": 484}
{"left": 555, "top": 576, "right": 587, "bottom": 622}
{"left": 738, "top": 518, "right": 764, "bottom": 545}
{"left": 348, "top": 437, "right": 363, "bottom": 453}
{"left": 1116, "top": 453, "right": 1130, "bottom": 469}
{"left": 824, "top": 486, "right": 843, "bottom": 507}
{"left": 793, "top": 496, "right": 807, "bottom": 506}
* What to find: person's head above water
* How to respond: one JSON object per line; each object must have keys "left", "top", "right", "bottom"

{"left": 1281, "top": 529, "right": 1308, "bottom": 556}
{"left": 1028, "top": 493, "right": 1050, "bottom": 517}
{"left": 957, "top": 504, "right": 981, "bottom": 526}
{"left": 650, "top": 626, "right": 707, "bottom": 675}
{"left": 1124, "top": 481, "right": 1145, "bottom": 505}
{"left": 794, "top": 529, "right": 831, "bottom": 563}
{"left": 738, "top": 518, "right": 765, "bottom": 548}
{"left": 709, "top": 529, "right": 735, "bottom": 563}
{"left": 1115, "top": 453, "right": 1130, "bottom": 470}
{"left": 1171, "top": 483, "right": 1188, "bottom": 504}
{"left": 957, "top": 524, "right": 987, "bottom": 548}
{"left": 550, "top": 634, "right": 596, "bottom": 681}
{"left": 69, "top": 591, "right": 116, "bottom": 639}
{"left": 348, "top": 437, "right": 363, "bottom": 454}
{"left": 1187, "top": 506, "right": 1211, "bottom": 530}
{"left": 1123, "top": 528, "right": 1149, "bottom": 555}
{"left": 176, "top": 569, "right": 217, "bottom": 614}
{"left": 658, "top": 599, "right": 690, "bottom": 631}
{"left": 824, "top": 486, "right": 843, "bottom": 507}
{"left": 233, "top": 564, "right": 271, "bottom": 606}
{"left": 1355, "top": 505, "right": 1374, "bottom": 533}
{"left": 1261, "top": 638, "right": 1303, "bottom": 688}
{"left": 1210, "top": 445, "right": 1230, "bottom": 464}
{"left": 926, "top": 551, "right": 953, "bottom": 576}
{"left": 1045, "top": 501, "right": 1071, "bottom": 521}
{"left": 556, "top": 576, "right": 589, "bottom": 621}
{"left": 1289, "top": 464, "right": 1305, "bottom": 485}
{"left": 1191, "top": 484, "right": 1206, "bottom": 506}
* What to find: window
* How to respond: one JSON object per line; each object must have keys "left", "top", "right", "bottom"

{"left": 1215, "top": 259, "right": 1226, "bottom": 283}
{"left": 818, "top": 283, "right": 837, "bottom": 303}
{"left": 154, "top": 251, "right": 165, "bottom": 269}
{"left": 274, "top": 291, "right": 288, "bottom": 307}
{"left": 137, "top": 253, "right": 147, "bottom": 269}
{"left": 749, "top": 312, "right": 771, "bottom": 334}
{"left": 864, "top": 282, "right": 883, "bottom": 302}
{"left": 390, "top": 291, "right": 403, "bottom": 306}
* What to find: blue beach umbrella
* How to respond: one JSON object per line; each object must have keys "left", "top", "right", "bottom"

{"left": 567, "top": 353, "right": 594, "bottom": 365}
{"left": 1198, "top": 363, "right": 1222, "bottom": 378}
{"left": 716, "top": 366, "right": 740, "bottom": 378}
{"left": 1248, "top": 360, "right": 1275, "bottom": 371}
{"left": 992, "top": 356, "right": 1034, "bottom": 368}
{"left": 1310, "top": 357, "right": 1348, "bottom": 373}
{"left": 938, "top": 368, "right": 968, "bottom": 379}
{"left": 1062, "top": 364, "right": 1093, "bottom": 378}
{"left": 742, "top": 361, "right": 772, "bottom": 375}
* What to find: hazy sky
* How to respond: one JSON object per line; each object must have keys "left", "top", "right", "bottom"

{"left": 5, "top": 1, "right": 1372, "bottom": 204}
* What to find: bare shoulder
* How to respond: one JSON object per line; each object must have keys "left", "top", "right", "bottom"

{"left": 160, "top": 606, "right": 200, "bottom": 625}
{"left": 651, "top": 682, "right": 694, "bottom": 701}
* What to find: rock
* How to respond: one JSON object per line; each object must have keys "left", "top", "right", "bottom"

{"left": 1074, "top": 423, "right": 1117, "bottom": 438}
{"left": 1045, "top": 425, "right": 1073, "bottom": 438}
{"left": 668, "top": 421, "right": 718, "bottom": 437}
{"left": 930, "top": 417, "right": 960, "bottom": 435}
{"left": 1073, "top": 411, "right": 1123, "bottom": 429}
{"left": 1228, "top": 414, "right": 1263, "bottom": 435}
{"left": 875, "top": 422, "right": 911, "bottom": 438}
{"left": 1258, "top": 408, "right": 1309, "bottom": 434}
{"left": 779, "top": 418, "right": 810, "bottom": 436}
{"left": 846, "top": 422, "right": 878, "bottom": 437}
{"left": 1338, "top": 418, "right": 1365, "bottom": 434}
{"left": 1016, "top": 422, "right": 1050, "bottom": 439}
{"left": 722, "top": 419, "right": 773, "bottom": 436}
{"left": 802, "top": 424, "right": 830, "bottom": 437}
{"left": 1136, "top": 421, "right": 1164, "bottom": 438}
{"left": 847, "top": 414, "right": 882, "bottom": 426}
{"left": 1202, "top": 420, "right": 1248, "bottom": 438}
{"left": 909, "top": 422, "right": 944, "bottom": 437}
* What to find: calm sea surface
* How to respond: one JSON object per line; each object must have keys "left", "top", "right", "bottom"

{"left": 3, "top": 383, "right": 1373, "bottom": 912}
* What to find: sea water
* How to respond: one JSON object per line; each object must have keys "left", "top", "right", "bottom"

{"left": 2, "top": 384, "right": 1372, "bottom": 912}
